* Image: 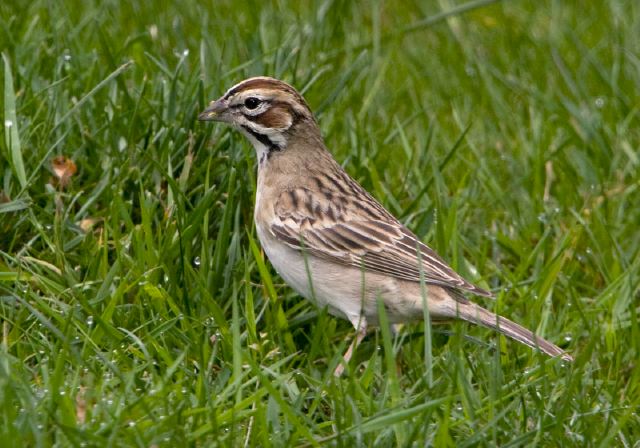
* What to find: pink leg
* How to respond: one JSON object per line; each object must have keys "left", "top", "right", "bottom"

{"left": 334, "top": 321, "right": 367, "bottom": 377}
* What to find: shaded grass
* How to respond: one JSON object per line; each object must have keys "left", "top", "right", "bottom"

{"left": 1, "top": 0, "right": 639, "bottom": 445}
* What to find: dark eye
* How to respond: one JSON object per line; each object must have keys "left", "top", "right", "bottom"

{"left": 244, "top": 97, "right": 261, "bottom": 110}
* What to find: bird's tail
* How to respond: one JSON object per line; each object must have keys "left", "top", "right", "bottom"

{"left": 454, "top": 302, "right": 573, "bottom": 362}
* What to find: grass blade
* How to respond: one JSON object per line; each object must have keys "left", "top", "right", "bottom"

{"left": 2, "top": 53, "right": 27, "bottom": 189}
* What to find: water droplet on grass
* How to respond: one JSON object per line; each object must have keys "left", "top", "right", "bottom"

{"left": 149, "top": 24, "right": 158, "bottom": 39}
{"left": 564, "top": 333, "right": 573, "bottom": 343}
{"left": 193, "top": 256, "right": 201, "bottom": 267}
{"left": 4, "top": 120, "right": 12, "bottom": 128}
{"left": 464, "top": 64, "right": 477, "bottom": 77}
{"left": 86, "top": 315, "right": 94, "bottom": 327}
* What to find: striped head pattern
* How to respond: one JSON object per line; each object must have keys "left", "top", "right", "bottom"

{"left": 199, "top": 77, "right": 315, "bottom": 161}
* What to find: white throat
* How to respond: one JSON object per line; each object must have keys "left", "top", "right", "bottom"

{"left": 236, "top": 123, "right": 287, "bottom": 166}
{"left": 245, "top": 133, "right": 271, "bottom": 165}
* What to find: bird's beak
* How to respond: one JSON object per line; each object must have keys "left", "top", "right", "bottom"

{"left": 198, "top": 99, "right": 227, "bottom": 122}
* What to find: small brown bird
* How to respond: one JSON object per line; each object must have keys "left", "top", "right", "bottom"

{"left": 199, "top": 77, "right": 573, "bottom": 374}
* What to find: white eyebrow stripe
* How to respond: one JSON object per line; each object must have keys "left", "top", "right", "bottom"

{"left": 222, "top": 77, "right": 276, "bottom": 100}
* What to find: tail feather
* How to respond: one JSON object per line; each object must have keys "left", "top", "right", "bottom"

{"left": 456, "top": 303, "right": 573, "bottom": 362}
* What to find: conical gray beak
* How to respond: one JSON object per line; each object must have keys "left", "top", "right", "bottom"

{"left": 198, "top": 99, "right": 227, "bottom": 121}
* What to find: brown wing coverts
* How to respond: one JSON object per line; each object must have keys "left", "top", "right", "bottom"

{"left": 271, "top": 185, "right": 492, "bottom": 297}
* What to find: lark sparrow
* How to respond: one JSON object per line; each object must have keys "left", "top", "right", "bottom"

{"left": 198, "top": 77, "right": 573, "bottom": 374}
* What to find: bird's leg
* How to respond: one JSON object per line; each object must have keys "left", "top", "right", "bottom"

{"left": 334, "top": 318, "right": 367, "bottom": 377}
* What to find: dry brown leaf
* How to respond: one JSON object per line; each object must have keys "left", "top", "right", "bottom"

{"left": 78, "top": 218, "right": 99, "bottom": 233}
{"left": 76, "top": 386, "right": 86, "bottom": 425}
{"left": 51, "top": 155, "right": 78, "bottom": 188}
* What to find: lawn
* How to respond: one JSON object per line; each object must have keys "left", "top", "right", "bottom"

{"left": 1, "top": 0, "right": 639, "bottom": 445}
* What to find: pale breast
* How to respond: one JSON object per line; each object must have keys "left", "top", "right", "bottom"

{"left": 255, "top": 218, "right": 421, "bottom": 325}
{"left": 253, "top": 165, "right": 418, "bottom": 326}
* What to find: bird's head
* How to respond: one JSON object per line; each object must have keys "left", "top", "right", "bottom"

{"left": 199, "top": 77, "right": 317, "bottom": 160}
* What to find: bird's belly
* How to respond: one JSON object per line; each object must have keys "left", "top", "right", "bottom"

{"left": 258, "top": 231, "right": 356, "bottom": 319}
{"left": 255, "top": 224, "right": 422, "bottom": 325}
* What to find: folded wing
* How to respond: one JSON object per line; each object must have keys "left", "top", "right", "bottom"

{"left": 270, "top": 187, "right": 492, "bottom": 297}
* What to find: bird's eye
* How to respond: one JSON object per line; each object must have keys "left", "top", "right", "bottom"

{"left": 244, "top": 97, "right": 261, "bottom": 110}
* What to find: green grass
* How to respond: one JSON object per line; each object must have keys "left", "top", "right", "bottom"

{"left": 1, "top": 0, "right": 639, "bottom": 445}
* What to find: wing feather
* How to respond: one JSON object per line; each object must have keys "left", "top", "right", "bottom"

{"left": 271, "top": 187, "right": 492, "bottom": 297}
